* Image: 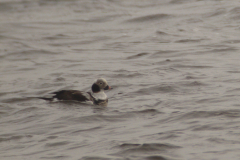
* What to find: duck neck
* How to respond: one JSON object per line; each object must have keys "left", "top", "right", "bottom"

{"left": 91, "top": 90, "right": 107, "bottom": 100}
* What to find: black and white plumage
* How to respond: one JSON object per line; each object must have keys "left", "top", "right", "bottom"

{"left": 40, "top": 78, "right": 111, "bottom": 106}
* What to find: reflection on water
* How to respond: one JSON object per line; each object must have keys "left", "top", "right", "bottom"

{"left": 1, "top": 0, "right": 240, "bottom": 159}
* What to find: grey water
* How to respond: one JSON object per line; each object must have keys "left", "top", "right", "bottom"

{"left": 1, "top": 0, "right": 240, "bottom": 159}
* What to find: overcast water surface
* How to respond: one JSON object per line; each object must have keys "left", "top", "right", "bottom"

{"left": 1, "top": 0, "right": 240, "bottom": 160}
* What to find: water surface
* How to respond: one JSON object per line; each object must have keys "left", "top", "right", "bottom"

{"left": 1, "top": 0, "right": 240, "bottom": 159}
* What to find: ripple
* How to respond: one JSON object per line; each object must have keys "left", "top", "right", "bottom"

{"left": 149, "top": 50, "right": 178, "bottom": 59}
{"left": 177, "top": 110, "right": 240, "bottom": 120}
{"left": 125, "top": 14, "right": 173, "bottom": 23}
{"left": 45, "top": 141, "right": 70, "bottom": 147}
{"left": 192, "top": 124, "right": 224, "bottom": 131}
{"left": 144, "top": 155, "right": 169, "bottom": 160}
{"left": 210, "top": 47, "right": 238, "bottom": 53}
{"left": 203, "top": 8, "right": 226, "bottom": 18}
{"left": 175, "top": 39, "right": 205, "bottom": 43}
{"left": 43, "top": 34, "right": 71, "bottom": 40}
{"left": 1, "top": 97, "right": 37, "bottom": 103}
{"left": 130, "top": 85, "right": 177, "bottom": 96}
{"left": 0, "top": 135, "right": 22, "bottom": 142}
{"left": 12, "top": 107, "right": 39, "bottom": 115}
{"left": 111, "top": 72, "right": 143, "bottom": 78}
{"left": 68, "top": 114, "right": 132, "bottom": 123}
{"left": 0, "top": 2, "right": 15, "bottom": 12}
{"left": 126, "top": 52, "right": 150, "bottom": 60}
{"left": 81, "top": 14, "right": 126, "bottom": 23}
{"left": 223, "top": 39, "right": 240, "bottom": 44}
{"left": 133, "top": 109, "right": 162, "bottom": 114}
{"left": 80, "top": 156, "right": 111, "bottom": 160}
{"left": 71, "top": 126, "right": 102, "bottom": 134}
{"left": 180, "top": 81, "right": 207, "bottom": 87}
{"left": 40, "top": 155, "right": 70, "bottom": 159}
{"left": 114, "top": 143, "right": 181, "bottom": 156}
{"left": 172, "top": 64, "right": 213, "bottom": 69}
{"left": 0, "top": 134, "right": 32, "bottom": 143}
{"left": 156, "top": 31, "right": 170, "bottom": 36}
{"left": 207, "top": 137, "right": 240, "bottom": 144}
{"left": 229, "top": 7, "right": 240, "bottom": 19}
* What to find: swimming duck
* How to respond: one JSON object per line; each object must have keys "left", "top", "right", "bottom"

{"left": 40, "top": 78, "right": 111, "bottom": 106}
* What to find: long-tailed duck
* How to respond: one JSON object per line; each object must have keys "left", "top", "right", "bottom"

{"left": 40, "top": 78, "right": 111, "bottom": 106}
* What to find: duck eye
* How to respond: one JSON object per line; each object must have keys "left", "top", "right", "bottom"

{"left": 99, "top": 82, "right": 103, "bottom": 85}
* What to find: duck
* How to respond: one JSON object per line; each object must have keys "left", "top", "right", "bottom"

{"left": 40, "top": 78, "right": 111, "bottom": 106}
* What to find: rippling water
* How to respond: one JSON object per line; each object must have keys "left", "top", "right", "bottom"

{"left": 1, "top": 0, "right": 240, "bottom": 159}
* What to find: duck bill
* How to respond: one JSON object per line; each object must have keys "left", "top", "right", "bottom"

{"left": 104, "top": 85, "right": 111, "bottom": 90}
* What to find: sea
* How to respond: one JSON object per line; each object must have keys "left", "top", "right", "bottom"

{"left": 1, "top": 0, "right": 240, "bottom": 159}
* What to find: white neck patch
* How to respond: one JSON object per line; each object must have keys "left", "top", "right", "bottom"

{"left": 91, "top": 90, "right": 107, "bottom": 100}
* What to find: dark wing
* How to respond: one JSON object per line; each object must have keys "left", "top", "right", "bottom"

{"left": 52, "top": 90, "right": 91, "bottom": 101}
